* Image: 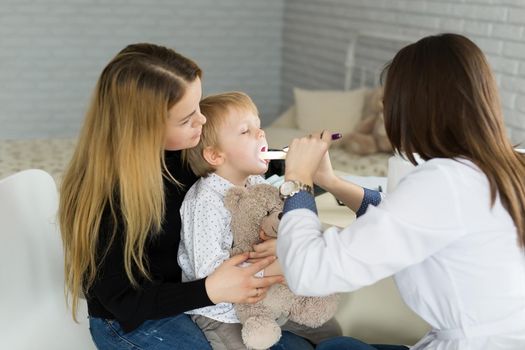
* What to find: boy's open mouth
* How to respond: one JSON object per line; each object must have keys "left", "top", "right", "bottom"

{"left": 260, "top": 146, "right": 270, "bottom": 164}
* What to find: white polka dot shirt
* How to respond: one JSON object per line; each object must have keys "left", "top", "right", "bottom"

{"left": 178, "top": 173, "right": 266, "bottom": 323}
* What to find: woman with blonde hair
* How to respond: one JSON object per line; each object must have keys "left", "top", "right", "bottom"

{"left": 59, "top": 43, "right": 311, "bottom": 349}
{"left": 273, "top": 34, "right": 525, "bottom": 349}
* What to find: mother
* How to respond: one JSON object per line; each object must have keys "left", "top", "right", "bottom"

{"left": 59, "top": 43, "right": 310, "bottom": 349}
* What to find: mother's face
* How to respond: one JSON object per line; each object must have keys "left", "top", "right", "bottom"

{"left": 165, "top": 77, "right": 206, "bottom": 151}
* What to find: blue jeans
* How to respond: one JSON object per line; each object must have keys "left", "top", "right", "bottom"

{"left": 89, "top": 314, "right": 314, "bottom": 349}
{"left": 316, "top": 336, "right": 409, "bottom": 350}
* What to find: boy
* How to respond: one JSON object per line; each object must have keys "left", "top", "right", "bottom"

{"left": 178, "top": 92, "right": 340, "bottom": 349}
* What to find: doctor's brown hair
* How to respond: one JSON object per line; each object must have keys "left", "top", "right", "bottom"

{"left": 382, "top": 33, "right": 525, "bottom": 248}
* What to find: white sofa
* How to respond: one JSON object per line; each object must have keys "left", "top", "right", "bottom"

{"left": 0, "top": 134, "right": 429, "bottom": 347}
{"left": 0, "top": 169, "right": 94, "bottom": 350}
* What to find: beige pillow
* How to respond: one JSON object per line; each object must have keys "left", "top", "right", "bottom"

{"left": 294, "top": 87, "right": 367, "bottom": 134}
{"left": 264, "top": 126, "right": 306, "bottom": 149}
{"left": 269, "top": 105, "right": 298, "bottom": 129}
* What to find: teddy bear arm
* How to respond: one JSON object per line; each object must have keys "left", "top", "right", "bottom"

{"left": 229, "top": 246, "right": 245, "bottom": 257}
{"left": 343, "top": 133, "right": 378, "bottom": 155}
{"left": 230, "top": 239, "right": 255, "bottom": 255}
{"left": 260, "top": 212, "right": 280, "bottom": 239}
{"left": 355, "top": 114, "right": 377, "bottom": 134}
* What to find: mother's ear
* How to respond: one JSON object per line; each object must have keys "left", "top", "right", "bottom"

{"left": 224, "top": 187, "right": 247, "bottom": 212}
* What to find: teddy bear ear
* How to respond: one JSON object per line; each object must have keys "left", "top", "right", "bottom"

{"left": 224, "top": 186, "right": 247, "bottom": 212}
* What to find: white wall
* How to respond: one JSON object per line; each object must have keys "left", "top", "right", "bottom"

{"left": 3, "top": 0, "right": 524, "bottom": 142}
{"left": 0, "top": 0, "right": 284, "bottom": 139}
{"left": 282, "top": 0, "right": 525, "bottom": 144}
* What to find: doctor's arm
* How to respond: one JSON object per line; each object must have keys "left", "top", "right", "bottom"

{"left": 317, "top": 171, "right": 383, "bottom": 217}
{"left": 277, "top": 155, "right": 465, "bottom": 296}
{"left": 286, "top": 131, "right": 382, "bottom": 216}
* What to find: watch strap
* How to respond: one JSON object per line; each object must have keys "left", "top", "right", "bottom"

{"left": 280, "top": 180, "right": 314, "bottom": 199}
{"left": 297, "top": 182, "right": 314, "bottom": 196}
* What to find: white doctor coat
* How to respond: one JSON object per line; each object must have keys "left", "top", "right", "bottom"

{"left": 277, "top": 158, "right": 525, "bottom": 349}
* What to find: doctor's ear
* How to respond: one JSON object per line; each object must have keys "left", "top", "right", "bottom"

{"left": 203, "top": 146, "right": 224, "bottom": 166}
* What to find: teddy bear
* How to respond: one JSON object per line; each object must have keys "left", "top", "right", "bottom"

{"left": 342, "top": 87, "right": 392, "bottom": 155}
{"left": 224, "top": 183, "right": 339, "bottom": 350}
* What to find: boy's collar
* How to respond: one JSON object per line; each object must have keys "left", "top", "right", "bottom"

{"left": 201, "top": 173, "right": 264, "bottom": 196}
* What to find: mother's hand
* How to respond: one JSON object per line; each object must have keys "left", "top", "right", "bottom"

{"left": 285, "top": 130, "right": 332, "bottom": 185}
{"left": 205, "top": 253, "right": 284, "bottom": 304}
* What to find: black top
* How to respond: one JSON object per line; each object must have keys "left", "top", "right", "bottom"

{"left": 86, "top": 150, "right": 213, "bottom": 333}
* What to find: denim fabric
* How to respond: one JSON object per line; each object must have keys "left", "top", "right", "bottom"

{"left": 89, "top": 314, "right": 212, "bottom": 350}
{"left": 316, "top": 336, "right": 409, "bottom": 350}
{"left": 272, "top": 331, "right": 315, "bottom": 350}
{"left": 89, "top": 314, "right": 315, "bottom": 350}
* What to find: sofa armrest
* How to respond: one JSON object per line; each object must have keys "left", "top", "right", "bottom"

{"left": 336, "top": 278, "right": 430, "bottom": 345}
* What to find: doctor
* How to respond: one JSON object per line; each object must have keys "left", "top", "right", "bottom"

{"left": 276, "top": 33, "right": 525, "bottom": 350}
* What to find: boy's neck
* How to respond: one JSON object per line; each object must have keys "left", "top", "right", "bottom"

{"left": 214, "top": 167, "right": 250, "bottom": 187}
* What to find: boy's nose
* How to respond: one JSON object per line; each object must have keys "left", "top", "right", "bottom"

{"left": 257, "top": 129, "right": 265, "bottom": 138}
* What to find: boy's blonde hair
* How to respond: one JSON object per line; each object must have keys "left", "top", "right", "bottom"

{"left": 184, "top": 91, "right": 259, "bottom": 177}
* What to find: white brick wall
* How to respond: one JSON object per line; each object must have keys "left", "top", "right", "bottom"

{"left": 0, "top": 0, "right": 284, "bottom": 139}
{"left": 282, "top": 0, "right": 525, "bottom": 144}
{"left": 3, "top": 0, "right": 524, "bottom": 143}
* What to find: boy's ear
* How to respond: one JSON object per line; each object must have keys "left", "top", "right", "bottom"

{"left": 203, "top": 146, "right": 224, "bottom": 166}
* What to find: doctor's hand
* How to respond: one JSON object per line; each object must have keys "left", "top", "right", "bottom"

{"left": 285, "top": 130, "right": 332, "bottom": 186}
{"left": 313, "top": 148, "right": 336, "bottom": 190}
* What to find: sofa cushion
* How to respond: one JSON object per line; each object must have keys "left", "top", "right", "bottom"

{"left": 269, "top": 105, "right": 298, "bottom": 129}
{"left": 293, "top": 87, "right": 367, "bottom": 135}
{"left": 264, "top": 126, "right": 306, "bottom": 149}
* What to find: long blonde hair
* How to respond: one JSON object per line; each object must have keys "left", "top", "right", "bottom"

{"left": 383, "top": 33, "right": 525, "bottom": 248}
{"left": 59, "top": 43, "right": 202, "bottom": 321}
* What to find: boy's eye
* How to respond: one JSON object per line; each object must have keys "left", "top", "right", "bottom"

{"left": 241, "top": 130, "right": 249, "bottom": 134}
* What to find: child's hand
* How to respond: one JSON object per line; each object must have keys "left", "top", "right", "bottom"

{"left": 259, "top": 228, "right": 273, "bottom": 241}
{"left": 249, "top": 238, "right": 277, "bottom": 261}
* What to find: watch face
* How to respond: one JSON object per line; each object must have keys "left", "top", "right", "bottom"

{"left": 280, "top": 180, "right": 299, "bottom": 196}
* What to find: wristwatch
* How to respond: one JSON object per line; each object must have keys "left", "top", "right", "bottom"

{"left": 279, "top": 180, "right": 314, "bottom": 200}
